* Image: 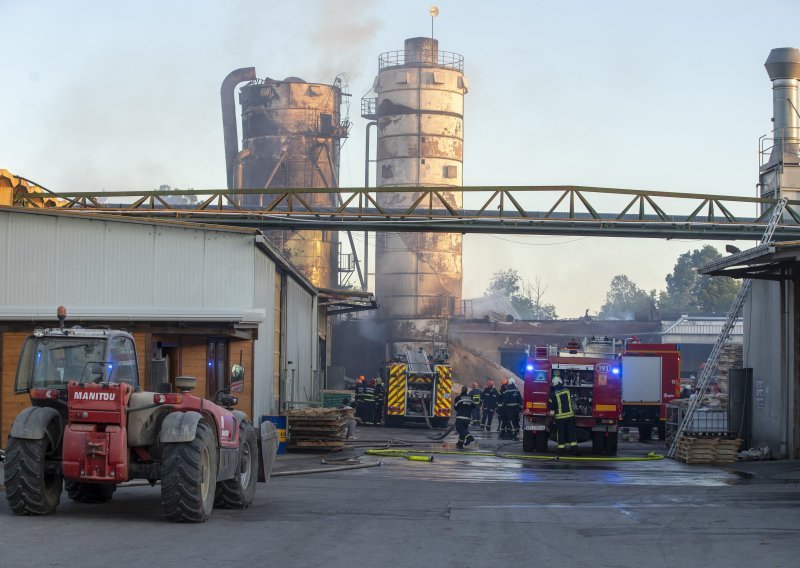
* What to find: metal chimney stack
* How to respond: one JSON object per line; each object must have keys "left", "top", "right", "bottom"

{"left": 760, "top": 48, "right": 800, "bottom": 208}
{"left": 765, "top": 48, "right": 800, "bottom": 165}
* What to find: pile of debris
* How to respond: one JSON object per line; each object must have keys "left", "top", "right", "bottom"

{"left": 672, "top": 392, "right": 728, "bottom": 408}
{"left": 285, "top": 408, "right": 350, "bottom": 451}
{"left": 675, "top": 435, "right": 742, "bottom": 464}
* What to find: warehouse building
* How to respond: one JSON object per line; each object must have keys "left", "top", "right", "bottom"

{"left": 0, "top": 206, "right": 341, "bottom": 441}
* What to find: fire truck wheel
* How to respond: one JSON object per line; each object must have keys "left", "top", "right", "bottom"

{"left": 605, "top": 432, "right": 619, "bottom": 456}
{"left": 161, "top": 422, "right": 218, "bottom": 522}
{"left": 214, "top": 422, "right": 258, "bottom": 509}
{"left": 384, "top": 416, "right": 403, "bottom": 428}
{"left": 4, "top": 425, "right": 63, "bottom": 515}
{"left": 65, "top": 481, "right": 115, "bottom": 504}
{"left": 535, "top": 431, "right": 549, "bottom": 453}
{"left": 591, "top": 431, "right": 604, "bottom": 455}
{"left": 657, "top": 423, "right": 667, "bottom": 443}
{"left": 638, "top": 426, "right": 653, "bottom": 442}
{"left": 432, "top": 418, "right": 449, "bottom": 429}
{"left": 522, "top": 431, "right": 535, "bottom": 452}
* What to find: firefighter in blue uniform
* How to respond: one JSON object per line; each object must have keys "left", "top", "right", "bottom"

{"left": 373, "top": 378, "right": 385, "bottom": 426}
{"left": 469, "top": 382, "right": 482, "bottom": 425}
{"left": 354, "top": 376, "right": 365, "bottom": 421}
{"left": 480, "top": 379, "right": 499, "bottom": 432}
{"left": 500, "top": 377, "right": 523, "bottom": 440}
{"left": 363, "top": 378, "right": 377, "bottom": 425}
{"left": 549, "top": 371, "right": 578, "bottom": 452}
{"left": 453, "top": 386, "right": 476, "bottom": 449}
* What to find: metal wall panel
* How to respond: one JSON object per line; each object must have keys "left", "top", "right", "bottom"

{"left": 252, "top": 250, "right": 276, "bottom": 420}
{"left": 285, "top": 277, "right": 316, "bottom": 405}
{"left": 0, "top": 211, "right": 256, "bottom": 313}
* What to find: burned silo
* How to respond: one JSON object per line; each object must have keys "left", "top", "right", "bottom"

{"left": 221, "top": 69, "right": 350, "bottom": 288}
{"left": 362, "top": 37, "right": 468, "bottom": 353}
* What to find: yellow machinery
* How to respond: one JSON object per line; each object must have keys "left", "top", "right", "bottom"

{"left": 382, "top": 349, "right": 453, "bottom": 427}
{"left": 0, "top": 169, "right": 60, "bottom": 207}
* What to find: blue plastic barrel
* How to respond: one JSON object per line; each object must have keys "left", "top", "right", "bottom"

{"left": 262, "top": 416, "right": 287, "bottom": 454}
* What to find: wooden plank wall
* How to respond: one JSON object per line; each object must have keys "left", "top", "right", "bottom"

{"left": 1, "top": 332, "right": 31, "bottom": 444}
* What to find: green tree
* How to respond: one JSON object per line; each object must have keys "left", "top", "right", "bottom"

{"left": 658, "top": 245, "right": 740, "bottom": 317}
{"left": 599, "top": 275, "right": 657, "bottom": 320}
{"left": 486, "top": 269, "right": 558, "bottom": 320}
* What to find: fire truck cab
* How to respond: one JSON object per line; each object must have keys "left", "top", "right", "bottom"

{"left": 522, "top": 338, "right": 623, "bottom": 455}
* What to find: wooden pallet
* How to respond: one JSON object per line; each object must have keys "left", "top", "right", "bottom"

{"left": 285, "top": 408, "right": 350, "bottom": 451}
{"left": 675, "top": 436, "right": 742, "bottom": 464}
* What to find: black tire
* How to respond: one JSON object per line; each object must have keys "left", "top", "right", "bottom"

{"left": 657, "top": 422, "right": 667, "bottom": 443}
{"left": 535, "top": 431, "right": 549, "bottom": 453}
{"left": 591, "top": 431, "right": 604, "bottom": 455}
{"left": 161, "top": 422, "right": 218, "bottom": 522}
{"left": 605, "top": 432, "right": 619, "bottom": 456}
{"left": 4, "top": 427, "right": 63, "bottom": 516}
{"left": 215, "top": 422, "right": 258, "bottom": 509}
{"left": 638, "top": 426, "right": 653, "bottom": 442}
{"left": 384, "top": 416, "right": 403, "bottom": 428}
{"left": 65, "top": 481, "right": 115, "bottom": 504}
{"left": 432, "top": 417, "right": 449, "bottom": 429}
{"left": 522, "top": 431, "right": 535, "bottom": 452}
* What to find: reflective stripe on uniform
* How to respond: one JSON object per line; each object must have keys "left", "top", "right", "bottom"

{"left": 554, "top": 389, "right": 574, "bottom": 419}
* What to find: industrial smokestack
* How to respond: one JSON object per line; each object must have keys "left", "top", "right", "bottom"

{"left": 765, "top": 48, "right": 800, "bottom": 163}
{"left": 221, "top": 67, "right": 257, "bottom": 190}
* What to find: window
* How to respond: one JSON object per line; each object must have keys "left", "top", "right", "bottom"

{"left": 108, "top": 336, "right": 138, "bottom": 386}
{"left": 443, "top": 165, "right": 458, "bottom": 179}
{"left": 382, "top": 164, "right": 393, "bottom": 179}
{"left": 207, "top": 339, "right": 229, "bottom": 398}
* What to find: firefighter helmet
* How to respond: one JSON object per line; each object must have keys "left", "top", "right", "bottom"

{"left": 552, "top": 375, "right": 563, "bottom": 387}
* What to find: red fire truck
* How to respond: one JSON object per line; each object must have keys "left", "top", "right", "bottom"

{"left": 522, "top": 338, "right": 623, "bottom": 455}
{"left": 620, "top": 342, "right": 680, "bottom": 442}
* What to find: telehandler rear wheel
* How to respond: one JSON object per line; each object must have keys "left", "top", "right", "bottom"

{"left": 215, "top": 422, "right": 258, "bottom": 509}
{"left": 4, "top": 423, "right": 63, "bottom": 516}
{"left": 161, "top": 422, "right": 218, "bottom": 522}
{"left": 65, "top": 481, "right": 115, "bottom": 503}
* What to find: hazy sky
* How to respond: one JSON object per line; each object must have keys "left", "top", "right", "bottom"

{"left": 3, "top": 0, "right": 799, "bottom": 317}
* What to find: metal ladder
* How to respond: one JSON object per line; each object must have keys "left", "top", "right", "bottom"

{"left": 667, "top": 197, "right": 788, "bottom": 458}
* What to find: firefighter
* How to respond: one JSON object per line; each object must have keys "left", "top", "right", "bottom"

{"left": 469, "top": 381, "right": 482, "bottom": 425}
{"left": 480, "top": 379, "right": 499, "bottom": 432}
{"left": 496, "top": 378, "right": 508, "bottom": 432}
{"left": 453, "top": 385, "right": 476, "bottom": 449}
{"left": 363, "top": 378, "right": 378, "bottom": 425}
{"left": 374, "top": 378, "right": 385, "bottom": 425}
{"left": 354, "top": 376, "right": 366, "bottom": 421}
{"left": 549, "top": 372, "right": 578, "bottom": 452}
{"left": 500, "top": 377, "right": 523, "bottom": 440}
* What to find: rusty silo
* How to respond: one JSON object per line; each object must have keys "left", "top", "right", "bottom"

{"left": 362, "top": 37, "right": 468, "bottom": 353}
{"left": 222, "top": 69, "right": 350, "bottom": 288}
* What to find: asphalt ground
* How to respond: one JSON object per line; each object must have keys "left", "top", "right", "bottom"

{"left": 1, "top": 424, "right": 799, "bottom": 568}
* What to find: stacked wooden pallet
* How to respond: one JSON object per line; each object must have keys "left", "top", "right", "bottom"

{"left": 285, "top": 408, "right": 348, "bottom": 451}
{"left": 675, "top": 436, "right": 742, "bottom": 464}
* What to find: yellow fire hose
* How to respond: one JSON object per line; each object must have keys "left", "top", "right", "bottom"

{"left": 367, "top": 448, "right": 665, "bottom": 462}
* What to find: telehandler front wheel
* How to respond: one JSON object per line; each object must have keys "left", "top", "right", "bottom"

{"left": 4, "top": 424, "right": 63, "bottom": 515}
{"left": 161, "top": 422, "right": 218, "bottom": 522}
{"left": 215, "top": 422, "right": 258, "bottom": 509}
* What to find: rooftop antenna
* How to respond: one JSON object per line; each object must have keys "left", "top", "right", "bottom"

{"left": 429, "top": 5, "right": 439, "bottom": 40}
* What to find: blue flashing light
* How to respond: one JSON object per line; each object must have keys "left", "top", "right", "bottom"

{"left": 612, "top": 367, "right": 620, "bottom": 375}
{"left": 526, "top": 364, "right": 534, "bottom": 372}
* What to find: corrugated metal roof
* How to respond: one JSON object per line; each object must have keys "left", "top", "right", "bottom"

{"left": 661, "top": 316, "right": 743, "bottom": 337}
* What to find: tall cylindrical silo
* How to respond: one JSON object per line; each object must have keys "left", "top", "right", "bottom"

{"left": 365, "top": 37, "right": 468, "bottom": 353}
{"left": 222, "top": 73, "right": 349, "bottom": 288}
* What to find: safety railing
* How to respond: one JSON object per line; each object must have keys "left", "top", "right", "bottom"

{"left": 759, "top": 126, "right": 800, "bottom": 167}
{"left": 378, "top": 49, "right": 464, "bottom": 72}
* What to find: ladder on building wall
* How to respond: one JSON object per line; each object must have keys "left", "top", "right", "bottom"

{"left": 667, "top": 197, "right": 789, "bottom": 458}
